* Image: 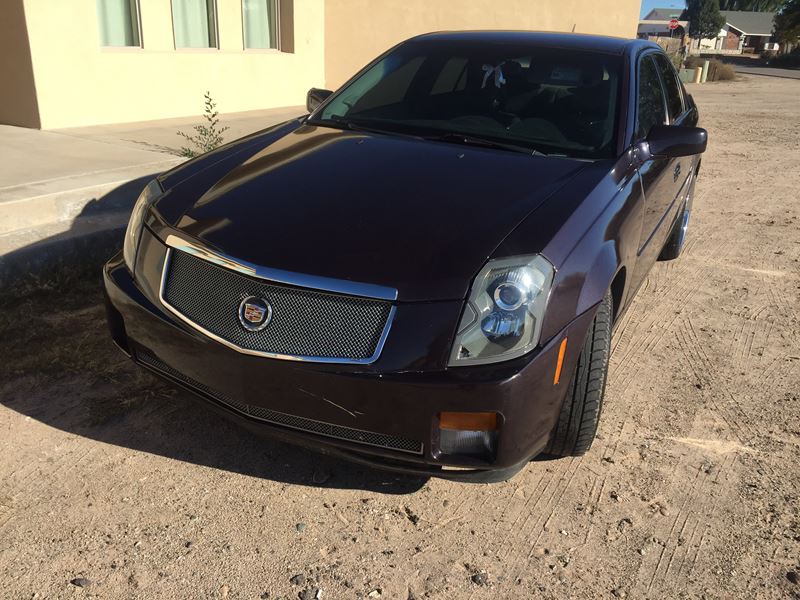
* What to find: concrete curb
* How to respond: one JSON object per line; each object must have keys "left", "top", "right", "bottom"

{"left": 0, "top": 168, "right": 175, "bottom": 288}
{"left": 0, "top": 160, "right": 182, "bottom": 236}
{"left": 0, "top": 213, "right": 127, "bottom": 288}
{"left": 0, "top": 143, "right": 183, "bottom": 287}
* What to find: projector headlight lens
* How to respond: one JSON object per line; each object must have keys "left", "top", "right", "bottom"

{"left": 449, "top": 254, "right": 554, "bottom": 366}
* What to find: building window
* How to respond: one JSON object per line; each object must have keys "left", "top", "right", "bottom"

{"left": 172, "top": 0, "right": 218, "bottom": 48}
{"left": 242, "top": 0, "right": 279, "bottom": 49}
{"left": 97, "top": 0, "right": 141, "bottom": 47}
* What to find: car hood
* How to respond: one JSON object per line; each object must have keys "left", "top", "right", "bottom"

{"left": 160, "top": 123, "right": 588, "bottom": 301}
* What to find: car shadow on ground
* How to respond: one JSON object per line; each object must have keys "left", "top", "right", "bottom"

{"left": 0, "top": 179, "right": 427, "bottom": 495}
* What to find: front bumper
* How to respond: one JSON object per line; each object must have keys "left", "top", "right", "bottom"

{"left": 103, "top": 236, "right": 594, "bottom": 482}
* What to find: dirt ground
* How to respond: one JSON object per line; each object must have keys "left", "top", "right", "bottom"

{"left": 1, "top": 75, "right": 799, "bottom": 600}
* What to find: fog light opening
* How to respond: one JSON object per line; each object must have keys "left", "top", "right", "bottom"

{"left": 438, "top": 412, "right": 499, "bottom": 459}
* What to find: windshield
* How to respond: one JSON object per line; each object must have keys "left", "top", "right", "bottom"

{"left": 312, "top": 41, "right": 622, "bottom": 159}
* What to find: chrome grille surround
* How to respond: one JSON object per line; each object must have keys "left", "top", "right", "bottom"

{"left": 136, "top": 348, "right": 424, "bottom": 455}
{"left": 158, "top": 236, "right": 396, "bottom": 364}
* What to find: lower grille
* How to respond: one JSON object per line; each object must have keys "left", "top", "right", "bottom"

{"left": 136, "top": 348, "right": 424, "bottom": 455}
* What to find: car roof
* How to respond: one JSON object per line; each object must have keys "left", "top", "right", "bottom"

{"left": 407, "top": 31, "right": 660, "bottom": 56}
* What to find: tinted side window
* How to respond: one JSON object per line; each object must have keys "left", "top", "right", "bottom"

{"left": 637, "top": 56, "right": 666, "bottom": 140}
{"left": 654, "top": 55, "right": 684, "bottom": 121}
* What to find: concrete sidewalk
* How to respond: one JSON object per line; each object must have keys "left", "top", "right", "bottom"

{"left": 54, "top": 105, "right": 305, "bottom": 156}
{"left": 0, "top": 105, "right": 304, "bottom": 284}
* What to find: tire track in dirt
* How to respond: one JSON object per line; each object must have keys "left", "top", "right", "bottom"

{"left": 447, "top": 458, "right": 555, "bottom": 598}
{"left": 486, "top": 457, "right": 583, "bottom": 591}
{"left": 686, "top": 316, "right": 767, "bottom": 445}
{"left": 677, "top": 453, "right": 735, "bottom": 580}
{"left": 638, "top": 452, "right": 737, "bottom": 596}
{"left": 677, "top": 320, "right": 756, "bottom": 445}
{"left": 502, "top": 457, "right": 586, "bottom": 587}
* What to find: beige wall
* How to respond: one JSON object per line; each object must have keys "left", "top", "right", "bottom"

{"left": 0, "top": 0, "right": 41, "bottom": 128}
{"left": 19, "top": 0, "right": 325, "bottom": 129}
{"left": 324, "top": 0, "right": 640, "bottom": 89}
{"left": 3, "top": 0, "right": 640, "bottom": 129}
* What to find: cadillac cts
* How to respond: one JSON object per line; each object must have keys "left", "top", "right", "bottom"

{"left": 103, "top": 32, "right": 707, "bottom": 482}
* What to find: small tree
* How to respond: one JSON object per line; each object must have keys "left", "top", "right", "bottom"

{"left": 774, "top": 0, "right": 800, "bottom": 45}
{"left": 177, "top": 91, "right": 230, "bottom": 158}
{"left": 683, "top": 0, "right": 727, "bottom": 41}
{"left": 718, "top": 0, "right": 783, "bottom": 10}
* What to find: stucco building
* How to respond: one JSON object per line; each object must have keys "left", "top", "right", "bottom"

{"left": 0, "top": 0, "right": 639, "bottom": 130}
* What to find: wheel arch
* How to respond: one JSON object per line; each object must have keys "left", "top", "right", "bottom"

{"left": 575, "top": 241, "right": 627, "bottom": 320}
{"left": 609, "top": 266, "right": 627, "bottom": 323}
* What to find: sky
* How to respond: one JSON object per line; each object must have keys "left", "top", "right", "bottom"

{"left": 640, "top": 0, "right": 686, "bottom": 18}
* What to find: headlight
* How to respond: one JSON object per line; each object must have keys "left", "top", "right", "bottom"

{"left": 123, "top": 179, "right": 163, "bottom": 274}
{"left": 449, "top": 255, "right": 554, "bottom": 366}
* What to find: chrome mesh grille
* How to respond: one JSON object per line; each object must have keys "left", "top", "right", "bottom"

{"left": 136, "top": 348, "right": 424, "bottom": 455}
{"left": 162, "top": 249, "right": 392, "bottom": 361}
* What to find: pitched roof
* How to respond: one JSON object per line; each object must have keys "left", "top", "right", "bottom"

{"left": 637, "top": 23, "right": 685, "bottom": 35}
{"left": 721, "top": 11, "right": 775, "bottom": 35}
{"left": 643, "top": 8, "right": 684, "bottom": 21}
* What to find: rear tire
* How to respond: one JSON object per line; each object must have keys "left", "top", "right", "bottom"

{"left": 659, "top": 171, "right": 696, "bottom": 261}
{"left": 547, "top": 291, "right": 613, "bottom": 457}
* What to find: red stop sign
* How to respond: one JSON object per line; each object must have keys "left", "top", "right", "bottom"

{"left": 669, "top": 18, "right": 680, "bottom": 30}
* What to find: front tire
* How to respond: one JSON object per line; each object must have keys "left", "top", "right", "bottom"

{"left": 547, "top": 291, "right": 613, "bottom": 457}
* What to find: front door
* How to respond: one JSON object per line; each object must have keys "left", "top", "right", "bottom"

{"left": 631, "top": 53, "right": 691, "bottom": 289}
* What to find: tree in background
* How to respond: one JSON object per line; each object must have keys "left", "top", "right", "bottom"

{"left": 774, "top": 0, "right": 800, "bottom": 43}
{"left": 718, "top": 0, "right": 784, "bottom": 10}
{"left": 683, "top": 0, "right": 727, "bottom": 39}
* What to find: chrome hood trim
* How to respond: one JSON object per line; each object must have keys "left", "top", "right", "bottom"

{"left": 164, "top": 233, "right": 398, "bottom": 301}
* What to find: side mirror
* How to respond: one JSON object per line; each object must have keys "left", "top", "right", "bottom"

{"left": 306, "top": 88, "right": 333, "bottom": 113}
{"left": 646, "top": 125, "right": 708, "bottom": 158}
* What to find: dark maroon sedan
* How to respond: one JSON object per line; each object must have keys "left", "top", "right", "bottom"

{"left": 104, "top": 32, "right": 707, "bottom": 482}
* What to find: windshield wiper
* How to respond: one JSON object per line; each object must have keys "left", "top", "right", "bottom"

{"left": 309, "top": 117, "right": 547, "bottom": 155}
{"left": 307, "top": 116, "right": 424, "bottom": 139}
{"left": 428, "top": 133, "right": 547, "bottom": 156}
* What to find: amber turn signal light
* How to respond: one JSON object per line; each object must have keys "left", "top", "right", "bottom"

{"left": 439, "top": 411, "right": 498, "bottom": 432}
{"left": 553, "top": 337, "right": 568, "bottom": 385}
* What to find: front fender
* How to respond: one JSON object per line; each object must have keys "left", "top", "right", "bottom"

{"left": 537, "top": 167, "right": 643, "bottom": 343}
{"left": 576, "top": 242, "right": 622, "bottom": 316}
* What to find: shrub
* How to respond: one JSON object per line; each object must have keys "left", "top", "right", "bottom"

{"left": 177, "top": 91, "right": 230, "bottom": 158}
{"left": 769, "top": 48, "right": 800, "bottom": 68}
{"left": 684, "top": 57, "right": 736, "bottom": 81}
{"left": 711, "top": 61, "right": 736, "bottom": 80}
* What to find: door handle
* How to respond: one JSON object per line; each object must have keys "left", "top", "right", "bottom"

{"left": 673, "top": 163, "right": 682, "bottom": 181}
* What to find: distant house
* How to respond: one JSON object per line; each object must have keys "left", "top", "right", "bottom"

{"left": 639, "top": 8, "right": 777, "bottom": 55}
{"left": 715, "top": 11, "right": 777, "bottom": 53}
{"left": 638, "top": 7, "right": 687, "bottom": 41}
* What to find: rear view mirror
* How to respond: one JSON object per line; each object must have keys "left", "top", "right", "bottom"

{"left": 306, "top": 88, "right": 333, "bottom": 113}
{"left": 646, "top": 125, "right": 708, "bottom": 158}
